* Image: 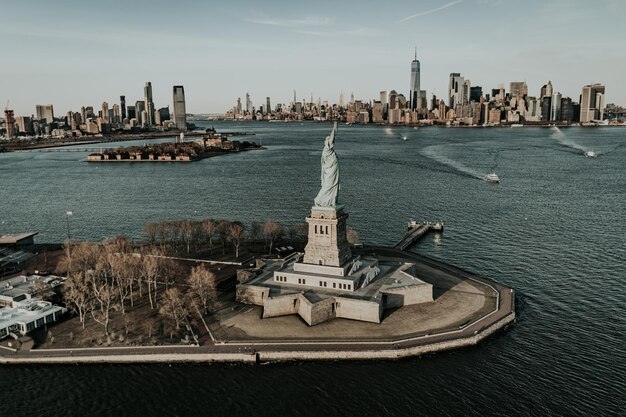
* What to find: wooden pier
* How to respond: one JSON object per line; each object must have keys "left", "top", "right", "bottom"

{"left": 394, "top": 221, "right": 444, "bottom": 251}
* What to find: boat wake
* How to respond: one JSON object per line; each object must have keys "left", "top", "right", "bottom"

{"left": 421, "top": 145, "right": 488, "bottom": 181}
{"left": 550, "top": 128, "right": 589, "bottom": 155}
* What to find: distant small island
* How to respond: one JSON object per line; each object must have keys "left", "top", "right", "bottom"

{"left": 86, "top": 130, "right": 263, "bottom": 163}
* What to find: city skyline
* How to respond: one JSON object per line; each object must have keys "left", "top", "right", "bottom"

{"left": 1, "top": 0, "right": 625, "bottom": 114}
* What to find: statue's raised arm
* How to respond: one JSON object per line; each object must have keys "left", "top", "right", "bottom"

{"left": 326, "top": 121, "right": 338, "bottom": 147}
{"left": 314, "top": 123, "right": 340, "bottom": 208}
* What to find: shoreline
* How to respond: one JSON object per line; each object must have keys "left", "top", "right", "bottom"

{"left": 1, "top": 131, "right": 256, "bottom": 153}
{"left": 0, "top": 247, "right": 515, "bottom": 365}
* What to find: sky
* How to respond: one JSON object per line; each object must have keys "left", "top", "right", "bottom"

{"left": 1, "top": 0, "right": 624, "bottom": 115}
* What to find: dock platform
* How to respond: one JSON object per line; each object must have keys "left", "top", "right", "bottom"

{"left": 394, "top": 221, "right": 443, "bottom": 251}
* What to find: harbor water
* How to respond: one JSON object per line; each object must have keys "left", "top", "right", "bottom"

{"left": 0, "top": 122, "right": 624, "bottom": 416}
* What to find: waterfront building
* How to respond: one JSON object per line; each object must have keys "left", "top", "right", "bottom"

{"left": 15, "top": 116, "right": 33, "bottom": 134}
{"left": 526, "top": 97, "right": 541, "bottom": 121}
{"left": 541, "top": 96, "right": 552, "bottom": 121}
{"left": 101, "top": 102, "right": 109, "bottom": 123}
{"left": 236, "top": 98, "right": 242, "bottom": 116}
{"left": 144, "top": 81, "right": 155, "bottom": 125}
{"left": 488, "top": 108, "right": 502, "bottom": 124}
{"left": 85, "top": 120, "right": 99, "bottom": 134}
{"left": 120, "top": 95, "right": 126, "bottom": 120}
{"left": 510, "top": 81, "right": 528, "bottom": 98}
{"left": 158, "top": 106, "right": 170, "bottom": 124}
{"left": 448, "top": 73, "right": 464, "bottom": 109}
{"left": 372, "top": 101, "right": 384, "bottom": 123}
{"left": 80, "top": 106, "right": 87, "bottom": 123}
{"left": 112, "top": 104, "right": 121, "bottom": 125}
{"left": 470, "top": 86, "right": 483, "bottom": 102}
{"left": 551, "top": 92, "right": 562, "bottom": 121}
{"left": 266, "top": 97, "right": 271, "bottom": 114}
{"left": 380, "top": 91, "right": 388, "bottom": 120}
{"left": 560, "top": 97, "right": 574, "bottom": 122}
{"left": 135, "top": 101, "right": 145, "bottom": 125}
{"left": 540, "top": 81, "right": 553, "bottom": 98}
{"left": 410, "top": 48, "right": 421, "bottom": 111}
{"left": 580, "top": 83, "right": 605, "bottom": 122}
{"left": 173, "top": 85, "right": 187, "bottom": 131}
{"left": 72, "top": 112, "right": 82, "bottom": 129}
{"left": 3, "top": 109, "right": 16, "bottom": 138}
{"left": 35, "top": 104, "right": 54, "bottom": 123}
{"left": 462, "top": 80, "right": 471, "bottom": 105}
{"left": 0, "top": 301, "right": 66, "bottom": 340}
{"left": 245, "top": 93, "right": 252, "bottom": 114}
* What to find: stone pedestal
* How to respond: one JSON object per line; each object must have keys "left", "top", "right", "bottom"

{"left": 302, "top": 205, "right": 351, "bottom": 267}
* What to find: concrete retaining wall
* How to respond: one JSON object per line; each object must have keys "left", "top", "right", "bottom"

{"left": 0, "top": 352, "right": 257, "bottom": 365}
{"left": 263, "top": 293, "right": 299, "bottom": 318}
{"left": 383, "top": 284, "right": 433, "bottom": 309}
{"left": 0, "top": 313, "right": 514, "bottom": 365}
{"left": 258, "top": 312, "right": 515, "bottom": 362}
{"left": 335, "top": 297, "right": 381, "bottom": 323}
{"left": 236, "top": 285, "right": 267, "bottom": 305}
{"left": 306, "top": 297, "right": 336, "bottom": 326}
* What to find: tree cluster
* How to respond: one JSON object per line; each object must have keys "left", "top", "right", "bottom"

{"left": 61, "top": 238, "right": 217, "bottom": 339}
{"left": 143, "top": 219, "right": 306, "bottom": 257}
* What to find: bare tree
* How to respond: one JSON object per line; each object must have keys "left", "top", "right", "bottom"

{"left": 249, "top": 220, "right": 263, "bottom": 250}
{"left": 89, "top": 265, "right": 116, "bottom": 336}
{"left": 63, "top": 271, "right": 92, "bottom": 329}
{"left": 159, "top": 288, "right": 189, "bottom": 337}
{"left": 187, "top": 265, "right": 217, "bottom": 315}
{"left": 217, "top": 220, "right": 231, "bottom": 255}
{"left": 143, "top": 222, "right": 159, "bottom": 246}
{"left": 229, "top": 222, "right": 245, "bottom": 259}
{"left": 140, "top": 248, "right": 163, "bottom": 309}
{"left": 180, "top": 220, "right": 194, "bottom": 255}
{"left": 264, "top": 220, "right": 284, "bottom": 255}
{"left": 201, "top": 219, "right": 217, "bottom": 255}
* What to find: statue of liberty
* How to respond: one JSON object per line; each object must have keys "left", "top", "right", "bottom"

{"left": 314, "top": 122, "right": 339, "bottom": 207}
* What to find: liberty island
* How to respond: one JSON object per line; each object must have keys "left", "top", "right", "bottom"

{"left": 0, "top": 123, "right": 515, "bottom": 363}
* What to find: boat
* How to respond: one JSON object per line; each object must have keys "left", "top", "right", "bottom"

{"left": 486, "top": 173, "right": 500, "bottom": 183}
{"left": 585, "top": 150, "right": 597, "bottom": 158}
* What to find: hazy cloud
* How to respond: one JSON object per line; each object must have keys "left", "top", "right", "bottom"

{"left": 245, "top": 16, "right": 333, "bottom": 28}
{"left": 295, "top": 28, "right": 384, "bottom": 37}
{"left": 399, "top": 0, "right": 465, "bottom": 23}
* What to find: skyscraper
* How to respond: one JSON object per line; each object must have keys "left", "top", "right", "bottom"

{"left": 540, "top": 81, "right": 553, "bottom": 98}
{"left": 101, "top": 102, "right": 109, "bottom": 122}
{"left": 580, "top": 83, "right": 605, "bottom": 123}
{"left": 135, "top": 101, "right": 145, "bottom": 125}
{"left": 266, "top": 97, "right": 271, "bottom": 114}
{"left": 4, "top": 109, "right": 16, "bottom": 138}
{"left": 551, "top": 92, "right": 562, "bottom": 121}
{"left": 448, "top": 73, "right": 464, "bottom": 109}
{"left": 35, "top": 104, "right": 54, "bottom": 123}
{"left": 410, "top": 48, "right": 421, "bottom": 111}
{"left": 144, "top": 82, "right": 155, "bottom": 125}
{"left": 510, "top": 82, "right": 528, "bottom": 98}
{"left": 173, "top": 85, "right": 187, "bottom": 131}
{"left": 470, "top": 86, "right": 483, "bottom": 102}
{"left": 120, "top": 95, "right": 126, "bottom": 120}
{"left": 245, "top": 93, "right": 252, "bottom": 114}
